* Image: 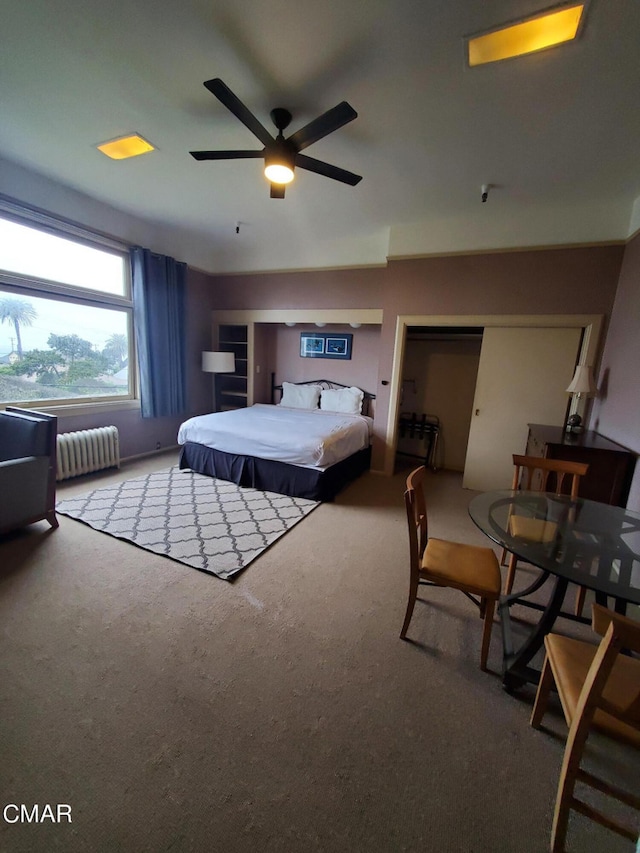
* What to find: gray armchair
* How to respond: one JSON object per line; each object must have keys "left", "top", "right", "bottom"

{"left": 0, "top": 407, "right": 58, "bottom": 535}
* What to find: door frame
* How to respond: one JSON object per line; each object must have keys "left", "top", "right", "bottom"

{"left": 384, "top": 314, "right": 603, "bottom": 475}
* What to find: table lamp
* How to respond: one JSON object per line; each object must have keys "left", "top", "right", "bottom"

{"left": 202, "top": 351, "right": 235, "bottom": 410}
{"left": 565, "top": 364, "right": 596, "bottom": 434}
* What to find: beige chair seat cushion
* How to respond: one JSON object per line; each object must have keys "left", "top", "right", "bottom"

{"left": 545, "top": 633, "right": 640, "bottom": 748}
{"left": 509, "top": 515, "right": 558, "bottom": 543}
{"left": 422, "top": 538, "right": 501, "bottom": 597}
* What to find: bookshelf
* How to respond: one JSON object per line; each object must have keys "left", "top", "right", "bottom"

{"left": 215, "top": 324, "right": 249, "bottom": 411}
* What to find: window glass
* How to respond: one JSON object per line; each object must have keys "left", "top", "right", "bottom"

{"left": 0, "top": 289, "right": 130, "bottom": 404}
{"left": 0, "top": 207, "right": 133, "bottom": 408}
{"left": 0, "top": 217, "right": 125, "bottom": 296}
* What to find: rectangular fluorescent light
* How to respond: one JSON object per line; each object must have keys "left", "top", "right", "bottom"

{"left": 466, "top": 3, "right": 585, "bottom": 67}
{"left": 97, "top": 133, "right": 155, "bottom": 160}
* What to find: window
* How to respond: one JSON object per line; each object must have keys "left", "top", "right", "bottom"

{"left": 0, "top": 204, "right": 134, "bottom": 409}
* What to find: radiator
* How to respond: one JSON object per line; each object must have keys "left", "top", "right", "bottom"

{"left": 56, "top": 426, "right": 120, "bottom": 481}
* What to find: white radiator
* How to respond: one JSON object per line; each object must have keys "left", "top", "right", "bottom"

{"left": 56, "top": 426, "right": 120, "bottom": 481}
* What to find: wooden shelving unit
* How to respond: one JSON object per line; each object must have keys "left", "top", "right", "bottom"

{"left": 216, "top": 324, "right": 249, "bottom": 411}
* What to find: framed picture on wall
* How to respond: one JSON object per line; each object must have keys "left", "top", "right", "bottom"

{"left": 300, "top": 335, "right": 325, "bottom": 356}
{"left": 300, "top": 332, "right": 352, "bottom": 360}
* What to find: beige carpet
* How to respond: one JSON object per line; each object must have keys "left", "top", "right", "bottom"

{"left": 0, "top": 451, "right": 637, "bottom": 852}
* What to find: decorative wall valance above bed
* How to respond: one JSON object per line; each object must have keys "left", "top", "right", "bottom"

{"left": 177, "top": 380, "right": 375, "bottom": 501}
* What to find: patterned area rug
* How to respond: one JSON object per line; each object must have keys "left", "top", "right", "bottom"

{"left": 56, "top": 467, "right": 319, "bottom": 580}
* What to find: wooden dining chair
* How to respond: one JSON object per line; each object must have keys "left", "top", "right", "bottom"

{"left": 400, "top": 465, "right": 501, "bottom": 671}
{"left": 530, "top": 604, "right": 640, "bottom": 853}
{"left": 502, "top": 455, "right": 589, "bottom": 607}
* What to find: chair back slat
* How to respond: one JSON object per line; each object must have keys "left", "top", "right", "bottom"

{"left": 512, "top": 454, "right": 589, "bottom": 497}
{"left": 404, "top": 488, "right": 421, "bottom": 575}
{"left": 406, "top": 465, "right": 428, "bottom": 556}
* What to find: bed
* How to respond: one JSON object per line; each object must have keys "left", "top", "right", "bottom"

{"left": 177, "top": 379, "right": 375, "bottom": 501}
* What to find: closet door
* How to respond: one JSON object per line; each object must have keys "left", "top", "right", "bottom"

{"left": 462, "top": 326, "right": 582, "bottom": 491}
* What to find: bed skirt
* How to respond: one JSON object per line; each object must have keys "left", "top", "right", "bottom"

{"left": 178, "top": 442, "right": 372, "bottom": 502}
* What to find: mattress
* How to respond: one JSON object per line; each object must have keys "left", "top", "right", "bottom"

{"left": 177, "top": 403, "right": 373, "bottom": 469}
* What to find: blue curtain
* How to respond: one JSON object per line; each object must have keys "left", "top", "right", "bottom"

{"left": 131, "top": 247, "right": 187, "bottom": 418}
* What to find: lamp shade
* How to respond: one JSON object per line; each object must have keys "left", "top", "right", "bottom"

{"left": 566, "top": 364, "right": 596, "bottom": 395}
{"left": 202, "top": 351, "right": 235, "bottom": 373}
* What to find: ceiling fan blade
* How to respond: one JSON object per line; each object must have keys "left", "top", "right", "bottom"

{"left": 296, "top": 154, "right": 362, "bottom": 186}
{"left": 288, "top": 102, "right": 357, "bottom": 151}
{"left": 203, "top": 78, "right": 274, "bottom": 147}
{"left": 190, "top": 150, "right": 264, "bottom": 161}
{"left": 270, "top": 184, "right": 286, "bottom": 199}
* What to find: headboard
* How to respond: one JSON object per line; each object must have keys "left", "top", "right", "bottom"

{"left": 271, "top": 375, "right": 376, "bottom": 417}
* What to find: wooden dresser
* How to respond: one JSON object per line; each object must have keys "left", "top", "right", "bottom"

{"left": 525, "top": 424, "right": 636, "bottom": 507}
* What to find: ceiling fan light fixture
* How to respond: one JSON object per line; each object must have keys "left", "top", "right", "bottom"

{"left": 264, "top": 140, "right": 295, "bottom": 184}
{"left": 466, "top": 3, "right": 585, "bottom": 67}
{"left": 97, "top": 133, "right": 155, "bottom": 160}
{"left": 190, "top": 78, "right": 361, "bottom": 196}
{"left": 264, "top": 162, "right": 295, "bottom": 184}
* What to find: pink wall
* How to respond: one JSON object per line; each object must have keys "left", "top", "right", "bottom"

{"left": 267, "top": 325, "right": 380, "bottom": 406}
{"left": 374, "top": 248, "right": 624, "bottom": 458}
{"left": 382, "top": 247, "right": 622, "bottom": 316}
{"left": 56, "top": 243, "right": 635, "bottom": 479}
{"left": 589, "top": 233, "right": 640, "bottom": 510}
{"left": 208, "top": 245, "right": 624, "bottom": 468}
{"left": 210, "top": 266, "right": 387, "bottom": 311}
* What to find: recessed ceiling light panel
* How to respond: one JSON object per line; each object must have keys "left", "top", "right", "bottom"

{"left": 97, "top": 134, "right": 156, "bottom": 160}
{"left": 466, "top": 3, "right": 586, "bottom": 67}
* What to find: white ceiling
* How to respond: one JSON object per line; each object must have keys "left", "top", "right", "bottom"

{"left": 2, "top": 0, "right": 640, "bottom": 274}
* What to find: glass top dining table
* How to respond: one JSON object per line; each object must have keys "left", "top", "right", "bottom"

{"left": 468, "top": 490, "right": 640, "bottom": 691}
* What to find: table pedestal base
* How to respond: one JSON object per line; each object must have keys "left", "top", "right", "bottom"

{"left": 501, "top": 573, "right": 579, "bottom": 692}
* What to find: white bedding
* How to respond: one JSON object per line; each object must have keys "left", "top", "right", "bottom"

{"left": 177, "top": 403, "right": 373, "bottom": 469}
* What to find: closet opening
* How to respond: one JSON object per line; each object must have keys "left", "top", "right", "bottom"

{"left": 397, "top": 326, "right": 483, "bottom": 473}
{"left": 386, "top": 314, "right": 602, "bottom": 481}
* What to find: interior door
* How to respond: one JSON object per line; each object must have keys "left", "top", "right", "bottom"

{"left": 462, "top": 326, "right": 582, "bottom": 491}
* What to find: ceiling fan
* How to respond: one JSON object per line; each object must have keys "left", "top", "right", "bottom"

{"left": 190, "top": 78, "right": 362, "bottom": 199}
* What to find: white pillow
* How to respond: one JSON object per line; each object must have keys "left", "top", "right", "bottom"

{"left": 280, "top": 382, "right": 321, "bottom": 409}
{"left": 320, "top": 386, "right": 364, "bottom": 415}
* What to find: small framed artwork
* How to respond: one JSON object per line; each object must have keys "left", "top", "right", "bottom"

{"left": 300, "top": 332, "right": 352, "bottom": 360}
{"left": 300, "top": 335, "right": 325, "bottom": 357}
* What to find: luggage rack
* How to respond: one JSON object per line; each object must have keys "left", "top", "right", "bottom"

{"left": 397, "top": 412, "right": 440, "bottom": 471}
